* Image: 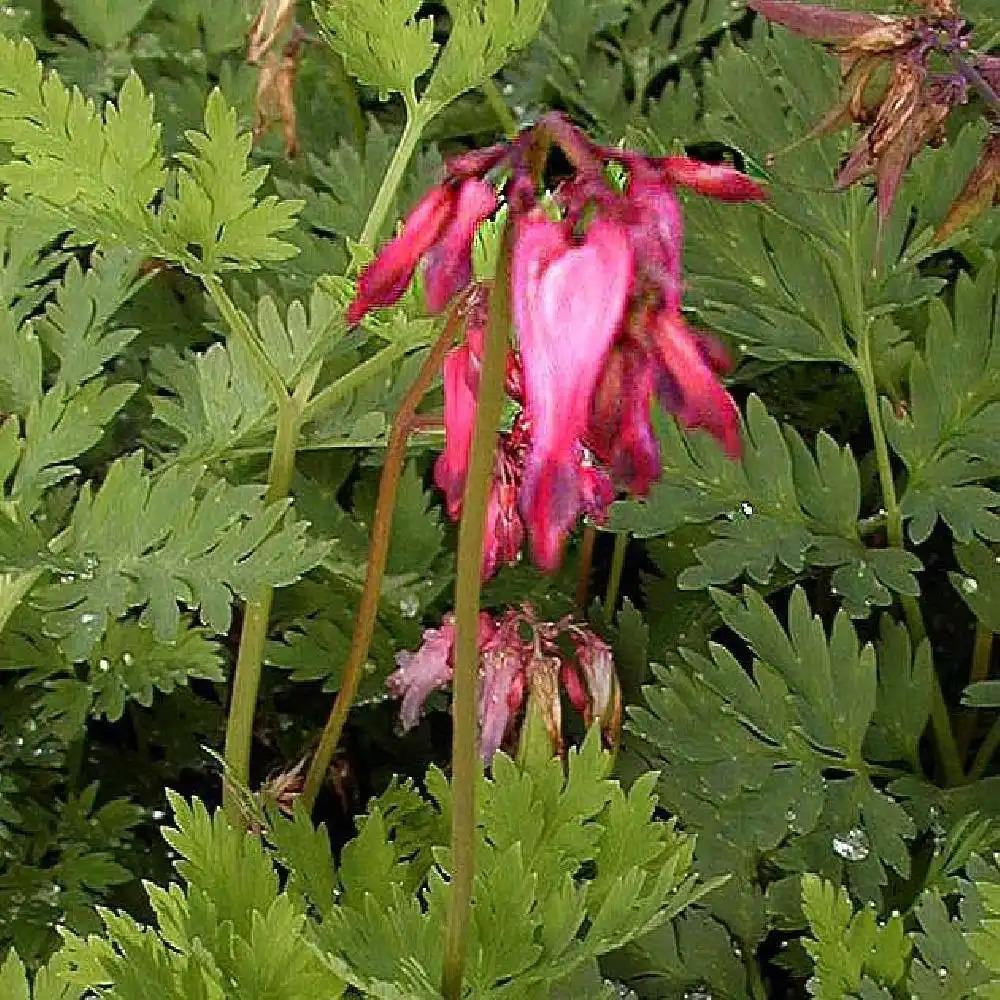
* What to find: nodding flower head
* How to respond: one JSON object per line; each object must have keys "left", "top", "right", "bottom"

{"left": 349, "top": 112, "right": 766, "bottom": 575}
{"left": 386, "top": 604, "right": 623, "bottom": 761}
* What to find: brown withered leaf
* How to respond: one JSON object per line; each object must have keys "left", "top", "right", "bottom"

{"left": 938, "top": 132, "right": 1000, "bottom": 240}
{"left": 248, "top": 0, "right": 296, "bottom": 64}
{"left": 248, "top": 0, "right": 303, "bottom": 158}
{"left": 253, "top": 30, "right": 305, "bottom": 158}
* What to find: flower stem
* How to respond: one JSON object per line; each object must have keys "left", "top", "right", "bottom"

{"left": 441, "top": 235, "right": 512, "bottom": 1000}
{"left": 952, "top": 54, "right": 1000, "bottom": 116}
{"left": 970, "top": 712, "right": 1000, "bottom": 780}
{"left": 299, "top": 319, "right": 461, "bottom": 811}
{"left": 358, "top": 90, "right": 435, "bottom": 250}
{"left": 575, "top": 524, "right": 597, "bottom": 613}
{"left": 604, "top": 532, "right": 628, "bottom": 621}
{"left": 960, "top": 624, "right": 994, "bottom": 761}
{"left": 223, "top": 394, "right": 301, "bottom": 821}
{"left": 855, "top": 331, "right": 964, "bottom": 787}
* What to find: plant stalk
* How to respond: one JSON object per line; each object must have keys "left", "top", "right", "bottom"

{"left": 970, "top": 712, "right": 1000, "bottom": 781}
{"left": 441, "top": 233, "right": 511, "bottom": 1000}
{"left": 299, "top": 319, "right": 461, "bottom": 811}
{"left": 358, "top": 89, "right": 434, "bottom": 249}
{"left": 223, "top": 395, "right": 301, "bottom": 820}
{"left": 960, "top": 624, "right": 995, "bottom": 762}
{"left": 575, "top": 524, "right": 597, "bottom": 613}
{"left": 855, "top": 333, "right": 964, "bottom": 786}
{"left": 604, "top": 532, "right": 628, "bottom": 621}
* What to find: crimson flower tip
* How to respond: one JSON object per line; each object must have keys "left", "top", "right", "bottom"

{"left": 661, "top": 156, "right": 769, "bottom": 202}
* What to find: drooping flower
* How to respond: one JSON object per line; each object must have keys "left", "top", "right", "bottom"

{"left": 512, "top": 215, "right": 634, "bottom": 570}
{"left": 346, "top": 178, "right": 497, "bottom": 325}
{"left": 386, "top": 617, "right": 457, "bottom": 731}
{"left": 387, "top": 604, "right": 622, "bottom": 760}
{"left": 349, "top": 111, "right": 766, "bottom": 578}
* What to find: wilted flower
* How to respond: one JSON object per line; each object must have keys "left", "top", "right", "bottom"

{"left": 386, "top": 604, "right": 622, "bottom": 760}
{"left": 748, "top": 0, "right": 1000, "bottom": 233}
{"left": 937, "top": 131, "right": 1000, "bottom": 240}
{"left": 348, "top": 112, "right": 766, "bottom": 574}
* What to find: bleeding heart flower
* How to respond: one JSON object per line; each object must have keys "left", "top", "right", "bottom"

{"left": 347, "top": 178, "right": 496, "bottom": 325}
{"left": 512, "top": 215, "right": 633, "bottom": 570}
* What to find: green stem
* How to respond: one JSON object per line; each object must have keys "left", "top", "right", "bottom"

{"left": 203, "top": 276, "right": 287, "bottom": 407}
{"left": 745, "top": 948, "right": 768, "bottom": 1000}
{"left": 575, "top": 524, "right": 597, "bottom": 613}
{"left": 358, "top": 90, "right": 434, "bottom": 250}
{"left": 604, "top": 532, "right": 628, "bottom": 621}
{"left": 302, "top": 341, "right": 414, "bottom": 425}
{"left": 299, "top": 321, "right": 461, "bottom": 811}
{"left": 855, "top": 331, "right": 964, "bottom": 787}
{"left": 480, "top": 78, "right": 519, "bottom": 138}
{"left": 223, "top": 396, "right": 301, "bottom": 821}
{"left": 960, "top": 624, "right": 994, "bottom": 761}
{"left": 441, "top": 233, "right": 511, "bottom": 1000}
{"left": 970, "top": 713, "right": 1000, "bottom": 781}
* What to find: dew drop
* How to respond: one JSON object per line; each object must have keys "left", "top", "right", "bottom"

{"left": 80, "top": 612, "right": 99, "bottom": 625}
{"left": 832, "top": 826, "right": 870, "bottom": 862}
{"left": 961, "top": 577, "right": 979, "bottom": 595}
{"left": 151, "top": 809, "right": 166, "bottom": 821}
{"left": 122, "top": 652, "right": 134, "bottom": 666}
{"left": 740, "top": 501, "right": 754, "bottom": 517}
{"left": 98, "top": 658, "right": 111, "bottom": 672}
{"left": 399, "top": 596, "right": 419, "bottom": 618}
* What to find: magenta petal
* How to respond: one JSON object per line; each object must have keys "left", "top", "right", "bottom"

{"left": 386, "top": 621, "right": 456, "bottom": 730}
{"left": 346, "top": 185, "right": 454, "bottom": 325}
{"left": 423, "top": 179, "right": 497, "bottom": 314}
{"left": 655, "top": 313, "right": 742, "bottom": 458}
{"left": 478, "top": 645, "right": 524, "bottom": 761}
{"left": 627, "top": 180, "right": 685, "bottom": 313}
{"left": 661, "top": 157, "right": 768, "bottom": 202}
{"left": 433, "top": 344, "right": 478, "bottom": 520}
{"left": 512, "top": 216, "right": 633, "bottom": 570}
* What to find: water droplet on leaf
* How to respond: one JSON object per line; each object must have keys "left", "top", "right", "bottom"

{"left": 832, "top": 826, "right": 870, "bottom": 861}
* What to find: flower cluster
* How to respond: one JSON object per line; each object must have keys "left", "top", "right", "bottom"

{"left": 748, "top": 0, "right": 1000, "bottom": 235}
{"left": 347, "top": 112, "right": 766, "bottom": 574}
{"left": 386, "top": 603, "right": 620, "bottom": 760}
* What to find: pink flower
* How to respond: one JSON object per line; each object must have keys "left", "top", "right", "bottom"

{"left": 386, "top": 618, "right": 456, "bottom": 731}
{"left": 346, "top": 178, "right": 496, "bottom": 325}
{"left": 512, "top": 215, "right": 633, "bottom": 570}
{"left": 660, "top": 156, "right": 768, "bottom": 202}
{"left": 653, "top": 313, "right": 741, "bottom": 458}
{"left": 433, "top": 342, "right": 479, "bottom": 520}
{"left": 387, "top": 604, "right": 623, "bottom": 761}
{"left": 570, "top": 630, "right": 621, "bottom": 739}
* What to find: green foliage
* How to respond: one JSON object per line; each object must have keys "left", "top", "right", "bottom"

{"left": 56, "top": 0, "right": 156, "bottom": 49}
{"left": 314, "top": 0, "right": 548, "bottom": 109}
{"left": 609, "top": 397, "right": 920, "bottom": 616}
{"left": 22, "top": 734, "right": 714, "bottom": 999}
{"left": 969, "top": 863, "right": 1000, "bottom": 997}
{"left": 313, "top": 0, "right": 438, "bottom": 101}
{"left": 630, "top": 586, "right": 927, "bottom": 988}
{"left": 800, "top": 875, "right": 910, "bottom": 998}
{"left": 886, "top": 263, "right": 1000, "bottom": 545}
